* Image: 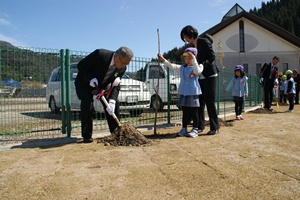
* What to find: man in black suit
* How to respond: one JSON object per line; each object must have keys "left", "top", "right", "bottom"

{"left": 260, "top": 56, "right": 280, "bottom": 110}
{"left": 75, "top": 47, "right": 134, "bottom": 143}
{"left": 293, "top": 69, "right": 300, "bottom": 104}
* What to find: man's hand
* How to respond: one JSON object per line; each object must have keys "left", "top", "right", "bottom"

{"left": 90, "top": 78, "right": 98, "bottom": 87}
{"left": 112, "top": 77, "right": 121, "bottom": 87}
{"left": 259, "top": 77, "right": 264, "bottom": 84}
{"left": 106, "top": 99, "right": 116, "bottom": 115}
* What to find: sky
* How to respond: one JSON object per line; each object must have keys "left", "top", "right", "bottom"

{"left": 0, "top": 0, "right": 269, "bottom": 59}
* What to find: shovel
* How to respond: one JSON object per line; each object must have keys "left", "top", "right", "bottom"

{"left": 94, "top": 83, "right": 121, "bottom": 127}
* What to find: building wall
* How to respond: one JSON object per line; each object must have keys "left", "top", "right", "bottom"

{"left": 212, "top": 17, "right": 300, "bottom": 76}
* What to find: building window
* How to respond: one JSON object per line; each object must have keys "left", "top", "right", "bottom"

{"left": 239, "top": 20, "right": 245, "bottom": 52}
{"left": 282, "top": 63, "right": 288, "bottom": 73}
{"left": 256, "top": 63, "right": 262, "bottom": 76}
{"left": 243, "top": 64, "right": 248, "bottom": 73}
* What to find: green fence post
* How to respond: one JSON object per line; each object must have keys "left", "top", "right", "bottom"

{"left": 65, "top": 49, "right": 72, "bottom": 137}
{"left": 60, "top": 49, "right": 66, "bottom": 134}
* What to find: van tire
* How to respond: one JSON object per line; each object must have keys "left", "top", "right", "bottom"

{"left": 151, "top": 95, "right": 164, "bottom": 111}
{"left": 49, "top": 96, "right": 60, "bottom": 114}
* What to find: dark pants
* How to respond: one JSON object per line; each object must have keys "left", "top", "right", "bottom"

{"left": 295, "top": 87, "right": 300, "bottom": 104}
{"left": 198, "top": 77, "right": 220, "bottom": 131}
{"left": 263, "top": 79, "right": 274, "bottom": 109}
{"left": 287, "top": 96, "right": 295, "bottom": 111}
{"left": 80, "top": 95, "right": 120, "bottom": 138}
{"left": 182, "top": 106, "right": 199, "bottom": 129}
{"left": 233, "top": 96, "right": 244, "bottom": 116}
{"left": 279, "top": 90, "right": 286, "bottom": 103}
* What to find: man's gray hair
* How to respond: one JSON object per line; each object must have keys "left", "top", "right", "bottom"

{"left": 116, "top": 46, "right": 134, "bottom": 59}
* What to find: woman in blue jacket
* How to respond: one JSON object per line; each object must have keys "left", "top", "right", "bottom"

{"left": 225, "top": 65, "right": 248, "bottom": 120}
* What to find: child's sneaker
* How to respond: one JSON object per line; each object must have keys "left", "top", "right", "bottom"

{"left": 239, "top": 115, "right": 244, "bottom": 120}
{"left": 236, "top": 115, "right": 241, "bottom": 120}
{"left": 187, "top": 129, "right": 198, "bottom": 138}
{"left": 177, "top": 128, "right": 188, "bottom": 137}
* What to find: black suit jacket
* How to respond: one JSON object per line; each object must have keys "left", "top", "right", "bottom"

{"left": 196, "top": 38, "right": 218, "bottom": 78}
{"left": 260, "top": 62, "right": 278, "bottom": 81}
{"left": 294, "top": 73, "right": 300, "bottom": 89}
{"left": 75, "top": 49, "right": 126, "bottom": 100}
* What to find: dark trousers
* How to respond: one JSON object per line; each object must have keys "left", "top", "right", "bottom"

{"left": 287, "top": 96, "right": 295, "bottom": 111}
{"left": 198, "top": 77, "right": 220, "bottom": 131}
{"left": 263, "top": 79, "right": 274, "bottom": 109}
{"left": 182, "top": 106, "right": 199, "bottom": 129}
{"left": 233, "top": 96, "right": 244, "bottom": 116}
{"left": 279, "top": 90, "right": 286, "bottom": 103}
{"left": 295, "top": 87, "right": 300, "bottom": 104}
{"left": 80, "top": 95, "right": 120, "bottom": 138}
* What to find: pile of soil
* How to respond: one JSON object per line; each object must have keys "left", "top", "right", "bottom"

{"left": 248, "top": 107, "right": 277, "bottom": 114}
{"left": 97, "top": 124, "right": 150, "bottom": 146}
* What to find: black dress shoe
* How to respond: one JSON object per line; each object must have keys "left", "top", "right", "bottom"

{"left": 83, "top": 137, "right": 93, "bottom": 143}
{"left": 207, "top": 130, "right": 219, "bottom": 135}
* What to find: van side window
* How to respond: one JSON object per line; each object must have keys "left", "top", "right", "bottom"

{"left": 56, "top": 69, "right": 61, "bottom": 81}
{"left": 50, "top": 69, "right": 59, "bottom": 82}
{"left": 149, "top": 65, "right": 165, "bottom": 79}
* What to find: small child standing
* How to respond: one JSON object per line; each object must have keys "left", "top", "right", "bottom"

{"left": 284, "top": 70, "right": 296, "bottom": 112}
{"left": 225, "top": 65, "right": 248, "bottom": 120}
{"left": 279, "top": 75, "right": 287, "bottom": 104}
{"left": 158, "top": 47, "right": 203, "bottom": 138}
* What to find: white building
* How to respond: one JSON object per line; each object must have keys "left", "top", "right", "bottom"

{"left": 201, "top": 4, "right": 300, "bottom": 75}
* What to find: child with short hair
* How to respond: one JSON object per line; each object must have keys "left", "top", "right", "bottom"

{"left": 225, "top": 65, "right": 248, "bottom": 120}
{"left": 158, "top": 48, "right": 203, "bottom": 138}
{"left": 284, "top": 70, "right": 296, "bottom": 112}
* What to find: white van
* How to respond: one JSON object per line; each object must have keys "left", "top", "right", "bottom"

{"left": 140, "top": 62, "right": 181, "bottom": 111}
{"left": 46, "top": 63, "right": 151, "bottom": 116}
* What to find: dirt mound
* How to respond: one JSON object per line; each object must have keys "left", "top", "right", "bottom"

{"left": 204, "top": 118, "right": 234, "bottom": 127}
{"left": 97, "top": 124, "right": 150, "bottom": 146}
{"left": 248, "top": 107, "right": 275, "bottom": 114}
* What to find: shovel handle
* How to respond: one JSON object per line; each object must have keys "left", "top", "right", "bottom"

{"left": 94, "top": 82, "right": 121, "bottom": 127}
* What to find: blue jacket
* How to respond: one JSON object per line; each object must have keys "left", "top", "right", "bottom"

{"left": 225, "top": 76, "right": 248, "bottom": 97}
{"left": 178, "top": 65, "right": 202, "bottom": 96}
{"left": 280, "top": 80, "right": 286, "bottom": 91}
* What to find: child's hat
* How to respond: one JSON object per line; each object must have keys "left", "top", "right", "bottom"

{"left": 183, "top": 47, "right": 198, "bottom": 57}
{"left": 282, "top": 75, "right": 287, "bottom": 81}
{"left": 235, "top": 65, "right": 244, "bottom": 71}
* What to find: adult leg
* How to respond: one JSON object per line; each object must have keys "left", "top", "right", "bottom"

{"left": 295, "top": 88, "right": 300, "bottom": 104}
{"left": 204, "top": 77, "right": 220, "bottom": 131}
{"left": 198, "top": 79, "right": 206, "bottom": 131}
{"left": 264, "top": 80, "right": 272, "bottom": 109}
{"left": 80, "top": 96, "right": 94, "bottom": 139}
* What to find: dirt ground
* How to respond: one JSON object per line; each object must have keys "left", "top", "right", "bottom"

{"left": 0, "top": 104, "right": 300, "bottom": 200}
